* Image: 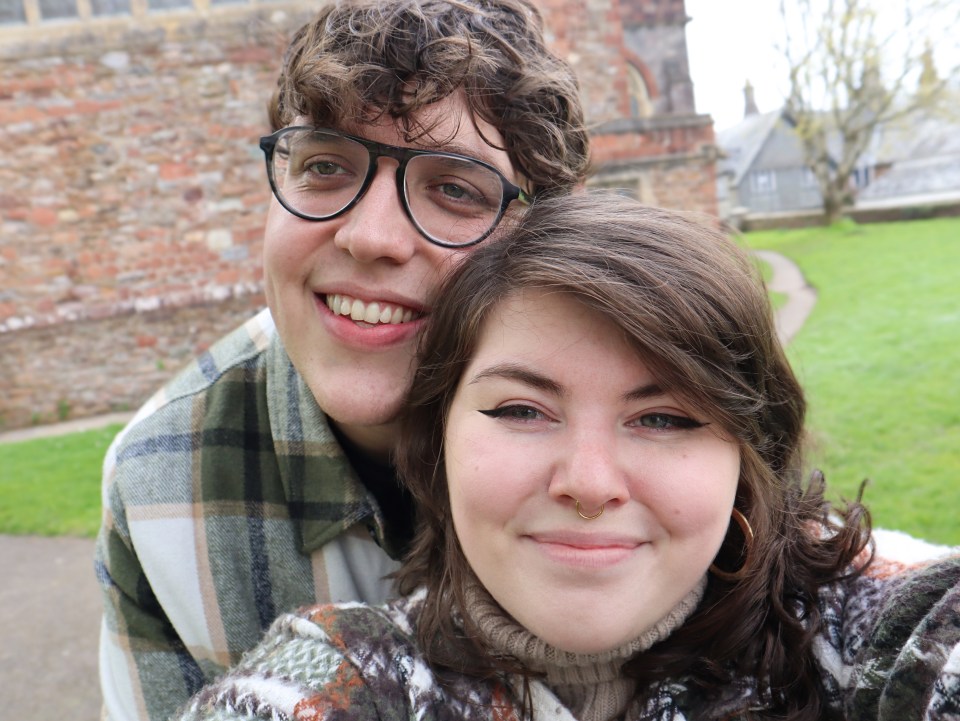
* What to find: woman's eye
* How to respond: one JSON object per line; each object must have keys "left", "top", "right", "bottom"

{"left": 632, "top": 413, "right": 705, "bottom": 430}
{"left": 478, "top": 405, "right": 547, "bottom": 422}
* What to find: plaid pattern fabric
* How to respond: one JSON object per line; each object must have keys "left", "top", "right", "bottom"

{"left": 177, "top": 536, "right": 960, "bottom": 721}
{"left": 95, "top": 309, "right": 401, "bottom": 721}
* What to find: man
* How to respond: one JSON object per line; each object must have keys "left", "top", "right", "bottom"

{"left": 95, "top": 0, "right": 590, "bottom": 718}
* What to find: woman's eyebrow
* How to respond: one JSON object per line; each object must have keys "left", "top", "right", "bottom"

{"left": 469, "top": 366, "right": 665, "bottom": 403}
{"left": 467, "top": 363, "right": 564, "bottom": 396}
{"left": 623, "top": 383, "right": 665, "bottom": 403}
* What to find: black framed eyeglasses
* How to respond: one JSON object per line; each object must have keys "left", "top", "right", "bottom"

{"left": 259, "top": 126, "right": 532, "bottom": 248}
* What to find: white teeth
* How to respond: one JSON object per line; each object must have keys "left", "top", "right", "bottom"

{"left": 350, "top": 298, "right": 365, "bottom": 321}
{"left": 363, "top": 303, "right": 381, "bottom": 324}
{"left": 325, "top": 293, "right": 419, "bottom": 325}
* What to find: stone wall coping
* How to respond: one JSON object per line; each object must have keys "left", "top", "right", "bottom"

{"left": 593, "top": 113, "right": 714, "bottom": 135}
{"left": 0, "top": 2, "right": 310, "bottom": 58}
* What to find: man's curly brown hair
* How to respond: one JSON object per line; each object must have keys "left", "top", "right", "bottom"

{"left": 267, "top": 0, "right": 590, "bottom": 197}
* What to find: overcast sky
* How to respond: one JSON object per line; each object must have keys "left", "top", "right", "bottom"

{"left": 683, "top": 0, "right": 960, "bottom": 132}
{"left": 684, "top": 0, "right": 788, "bottom": 131}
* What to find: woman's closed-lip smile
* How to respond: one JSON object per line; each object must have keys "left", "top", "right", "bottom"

{"left": 526, "top": 530, "right": 645, "bottom": 568}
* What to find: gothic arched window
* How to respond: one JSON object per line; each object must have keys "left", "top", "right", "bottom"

{"left": 626, "top": 62, "right": 654, "bottom": 119}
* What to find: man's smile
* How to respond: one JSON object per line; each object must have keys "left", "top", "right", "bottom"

{"left": 323, "top": 293, "right": 422, "bottom": 325}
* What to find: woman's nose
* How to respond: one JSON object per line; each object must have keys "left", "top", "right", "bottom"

{"left": 550, "top": 429, "right": 631, "bottom": 511}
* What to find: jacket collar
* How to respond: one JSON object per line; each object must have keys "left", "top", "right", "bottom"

{"left": 265, "top": 335, "right": 391, "bottom": 556}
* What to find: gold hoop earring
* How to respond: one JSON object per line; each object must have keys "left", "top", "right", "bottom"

{"left": 575, "top": 500, "right": 604, "bottom": 520}
{"left": 709, "top": 508, "right": 755, "bottom": 582}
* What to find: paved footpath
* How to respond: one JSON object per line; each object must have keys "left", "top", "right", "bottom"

{"left": 0, "top": 535, "right": 103, "bottom": 720}
{"left": 0, "top": 414, "right": 134, "bottom": 719}
{"left": 754, "top": 249, "right": 817, "bottom": 346}
{"left": 0, "top": 251, "right": 814, "bottom": 720}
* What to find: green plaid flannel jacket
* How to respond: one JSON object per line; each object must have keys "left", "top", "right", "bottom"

{"left": 95, "top": 309, "right": 402, "bottom": 721}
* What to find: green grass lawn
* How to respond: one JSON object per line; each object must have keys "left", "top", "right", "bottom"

{"left": 745, "top": 217, "right": 960, "bottom": 546}
{"left": 753, "top": 256, "right": 788, "bottom": 310}
{"left": 0, "top": 424, "right": 123, "bottom": 537}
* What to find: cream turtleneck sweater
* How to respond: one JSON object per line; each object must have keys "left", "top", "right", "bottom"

{"left": 465, "top": 577, "right": 707, "bottom": 721}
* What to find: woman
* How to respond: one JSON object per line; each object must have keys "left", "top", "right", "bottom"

{"left": 179, "top": 193, "right": 959, "bottom": 721}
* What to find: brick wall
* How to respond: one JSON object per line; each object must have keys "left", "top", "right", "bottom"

{"left": 590, "top": 115, "right": 718, "bottom": 215}
{"left": 0, "top": 11, "right": 295, "bottom": 335}
{"left": 541, "top": 0, "right": 633, "bottom": 121}
{"left": 0, "top": 294, "right": 263, "bottom": 427}
{"left": 0, "top": 8, "right": 300, "bottom": 429}
{"left": 544, "top": 0, "right": 717, "bottom": 217}
{"left": 0, "top": 0, "right": 717, "bottom": 431}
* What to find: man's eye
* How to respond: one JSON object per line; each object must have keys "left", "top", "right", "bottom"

{"left": 439, "top": 182, "right": 467, "bottom": 199}
{"left": 307, "top": 160, "right": 344, "bottom": 176}
{"left": 478, "top": 405, "right": 546, "bottom": 422}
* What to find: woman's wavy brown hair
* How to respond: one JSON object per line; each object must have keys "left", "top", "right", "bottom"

{"left": 395, "top": 192, "right": 872, "bottom": 721}
{"left": 267, "top": 0, "right": 590, "bottom": 197}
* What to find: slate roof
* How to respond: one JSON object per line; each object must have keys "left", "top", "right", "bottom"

{"left": 716, "top": 110, "right": 782, "bottom": 187}
{"left": 858, "top": 153, "right": 960, "bottom": 202}
{"left": 859, "top": 110, "right": 960, "bottom": 202}
{"left": 716, "top": 103, "right": 960, "bottom": 205}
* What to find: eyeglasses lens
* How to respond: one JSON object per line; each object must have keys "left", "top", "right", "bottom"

{"left": 271, "top": 130, "right": 368, "bottom": 219}
{"left": 270, "top": 129, "right": 506, "bottom": 246}
{"left": 404, "top": 155, "right": 505, "bottom": 246}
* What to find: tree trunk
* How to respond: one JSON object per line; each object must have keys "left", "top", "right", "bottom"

{"left": 822, "top": 189, "right": 845, "bottom": 225}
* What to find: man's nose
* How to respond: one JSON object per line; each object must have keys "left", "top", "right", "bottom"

{"left": 332, "top": 162, "right": 420, "bottom": 264}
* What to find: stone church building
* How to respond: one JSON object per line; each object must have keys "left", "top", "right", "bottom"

{"left": 0, "top": 0, "right": 716, "bottom": 430}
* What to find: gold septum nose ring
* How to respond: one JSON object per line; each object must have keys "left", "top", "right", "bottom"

{"left": 575, "top": 500, "right": 604, "bottom": 520}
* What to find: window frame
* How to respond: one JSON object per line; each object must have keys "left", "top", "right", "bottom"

{"left": 1, "top": 0, "right": 280, "bottom": 31}
{"left": 749, "top": 169, "right": 778, "bottom": 194}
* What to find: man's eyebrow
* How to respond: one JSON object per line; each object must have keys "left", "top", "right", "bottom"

{"left": 468, "top": 363, "right": 564, "bottom": 396}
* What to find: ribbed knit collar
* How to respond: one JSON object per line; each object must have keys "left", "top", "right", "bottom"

{"left": 465, "top": 576, "right": 707, "bottom": 721}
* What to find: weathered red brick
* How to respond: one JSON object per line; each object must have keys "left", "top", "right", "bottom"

{"left": 29, "top": 207, "right": 59, "bottom": 228}
{"left": 159, "top": 163, "right": 195, "bottom": 180}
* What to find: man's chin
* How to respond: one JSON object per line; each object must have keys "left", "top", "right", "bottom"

{"left": 323, "top": 409, "right": 403, "bottom": 459}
